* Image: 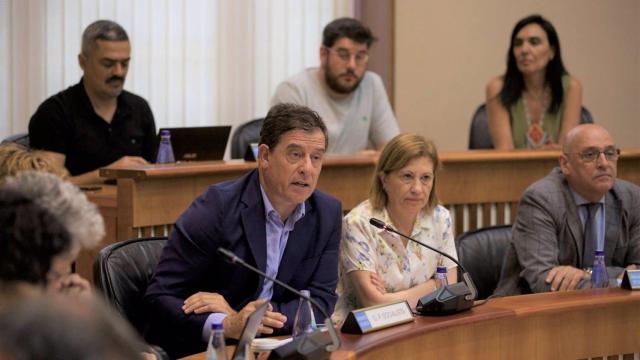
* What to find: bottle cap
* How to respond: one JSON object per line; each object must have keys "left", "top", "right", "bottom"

{"left": 211, "top": 322, "right": 224, "bottom": 330}
{"left": 300, "top": 289, "right": 310, "bottom": 297}
{"left": 160, "top": 129, "right": 171, "bottom": 136}
{"left": 595, "top": 250, "right": 605, "bottom": 256}
{"left": 436, "top": 266, "right": 447, "bottom": 273}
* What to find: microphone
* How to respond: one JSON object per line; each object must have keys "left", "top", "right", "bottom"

{"left": 369, "top": 218, "right": 478, "bottom": 315}
{"left": 216, "top": 247, "right": 340, "bottom": 359}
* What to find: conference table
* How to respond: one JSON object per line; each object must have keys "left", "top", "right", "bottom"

{"left": 180, "top": 288, "right": 640, "bottom": 360}
{"left": 77, "top": 149, "right": 640, "bottom": 282}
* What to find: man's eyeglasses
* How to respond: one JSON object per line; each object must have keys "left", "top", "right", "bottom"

{"left": 325, "top": 46, "right": 369, "bottom": 65}
{"left": 565, "top": 147, "right": 620, "bottom": 162}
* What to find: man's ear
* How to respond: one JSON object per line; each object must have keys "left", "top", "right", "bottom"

{"left": 78, "top": 53, "right": 86, "bottom": 71}
{"left": 559, "top": 154, "right": 570, "bottom": 176}
{"left": 258, "top": 144, "right": 270, "bottom": 167}
{"left": 319, "top": 46, "right": 328, "bottom": 66}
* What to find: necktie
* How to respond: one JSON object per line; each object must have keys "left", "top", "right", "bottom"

{"left": 582, "top": 203, "right": 600, "bottom": 267}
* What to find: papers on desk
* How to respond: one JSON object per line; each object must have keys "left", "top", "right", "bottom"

{"left": 251, "top": 337, "right": 293, "bottom": 352}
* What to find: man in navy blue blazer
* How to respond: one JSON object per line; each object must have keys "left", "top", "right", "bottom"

{"left": 144, "top": 103, "right": 342, "bottom": 358}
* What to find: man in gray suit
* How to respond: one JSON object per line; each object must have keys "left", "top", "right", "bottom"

{"left": 494, "top": 124, "right": 640, "bottom": 295}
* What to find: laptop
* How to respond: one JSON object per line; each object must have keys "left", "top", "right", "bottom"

{"left": 157, "top": 126, "right": 231, "bottom": 162}
{"left": 231, "top": 301, "right": 269, "bottom": 360}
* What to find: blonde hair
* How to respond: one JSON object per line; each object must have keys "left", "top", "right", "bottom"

{"left": 0, "top": 143, "right": 68, "bottom": 181}
{"left": 369, "top": 133, "right": 441, "bottom": 213}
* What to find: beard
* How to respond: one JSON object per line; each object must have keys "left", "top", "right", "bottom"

{"left": 323, "top": 62, "right": 363, "bottom": 94}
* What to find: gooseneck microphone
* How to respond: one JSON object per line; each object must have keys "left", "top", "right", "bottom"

{"left": 369, "top": 218, "right": 478, "bottom": 315}
{"left": 217, "top": 247, "right": 340, "bottom": 358}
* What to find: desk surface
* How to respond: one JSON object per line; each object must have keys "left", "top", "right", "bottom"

{"left": 180, "top": 288, "right": 640, "bottom": 360}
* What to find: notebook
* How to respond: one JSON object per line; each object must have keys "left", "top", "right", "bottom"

{"left": 157, "top": 126, "right": 231, "bottom": 162}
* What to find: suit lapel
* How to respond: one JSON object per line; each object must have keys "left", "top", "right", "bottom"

{"left": 276, "top": 199, "right": 316, "bottom": 286}
{"left": 562, "top": 181, "right": 584, "bottom": 266}
{"left": 240, "top": 172, "right": 267, "bottom": 275}
{"left": 603, "top": 193, "right": 621, "bottom": 262}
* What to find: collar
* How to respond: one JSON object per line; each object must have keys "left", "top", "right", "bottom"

{"left": 373, "top": 205, "right": 433, "bottom": 238}
{"left": 259, "top": 184, "right": 305, "bottom": 230}
{"left": 569, "top": 187, "right": 605, "bottom": 207}
{"left": 76, "top": 77, "right": 131, "bottom": 119}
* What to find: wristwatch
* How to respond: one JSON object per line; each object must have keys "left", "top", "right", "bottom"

{"left": 583, "top": 267, "right": 593, "bottom": 275}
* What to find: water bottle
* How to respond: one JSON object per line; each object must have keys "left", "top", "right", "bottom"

{"left": 156, "top": 129, "right": 175, "bottom": 164}
{"left": 591, "top": 250, "right": 609, "bottom": 289}
{"left": 205, "top": 322, "right": 228, "bottom": 360}
{"left": 292, "top": 290, "right": 316, "bottom": 338}
{"left": 435, "top": 266, "right": 449, "bottom": 289}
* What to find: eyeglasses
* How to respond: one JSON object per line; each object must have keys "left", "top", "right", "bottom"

{"left": 395, "top": 172, "right": 433, "bottom": 186}
{"left": 324, "top": 46, "right": 369, "bottom": 65}
{"left": 565, "top": 147, "right": 620, "bottom": 162}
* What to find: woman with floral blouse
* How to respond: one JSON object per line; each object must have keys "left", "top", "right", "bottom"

{"left": 333, "top": 133, "right": 458, "bottom": 324}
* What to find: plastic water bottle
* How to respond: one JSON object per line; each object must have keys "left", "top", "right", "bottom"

{"left": 435, "top": 266, "right": 449, "bottom": 289}
{"left": 591, "top": 250, "right": 609, "bottom": 289}
{"left": 292, "top": 290, "right": 316, "bottom": 338}
{"left": 205, "top": 322, "right": 228, "bottom": 360}
{"left": 156, "top": 129, "right": 175, "bottom": 164}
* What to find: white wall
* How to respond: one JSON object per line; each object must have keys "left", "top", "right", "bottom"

{"left": 395, "top": 0, "right": 640, "bottom": 150}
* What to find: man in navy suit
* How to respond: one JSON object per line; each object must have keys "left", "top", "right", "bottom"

{"left": 144, "top": 103, "right": 342, "bottom": 358}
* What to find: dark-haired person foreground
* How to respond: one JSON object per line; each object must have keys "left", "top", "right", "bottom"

{"left": 0, "top": 189, "right": 72, "bottom": 297}
{"left": 0, "top": 296, "right": 147, "bottom": 360}
{"left": 29, "top": 19, "right": 156, "bottom": 185}
{"left": 486, "top": 14, "right": 582, "bottom": 149}
{"left": 271, "top": 17, "right": 398, "bottom": 154}
{"left": 494, "top": 124, "right": 640, "bottom": 296}
{"left": 145, "top": 103, "right": 342, "bottom": 358}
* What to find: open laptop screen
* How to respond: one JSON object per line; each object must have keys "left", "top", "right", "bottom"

{"left": 157, "top": 126, "right": 231, "bottom": 162}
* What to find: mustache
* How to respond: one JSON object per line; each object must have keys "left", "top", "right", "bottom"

{"left": 106, "top": 76, "right": 125, "bottom": 83}
{"left": 341, "top": 70, "right": 357, "bottom": 77}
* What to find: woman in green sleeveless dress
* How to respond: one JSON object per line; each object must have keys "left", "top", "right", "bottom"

{"left": 485, "top": 14, "right": 582, "bottom": 149}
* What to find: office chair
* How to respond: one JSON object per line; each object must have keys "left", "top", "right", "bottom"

{"left": 93, "top": 236, "right": 167, "bottom": 336}
{"left": 230, "top": 118, "right": 264, "bottom": 159}
{"left": 1, "top": 132, "right": 30, "bottom": 148}
{"left": 455, "top": 225, "right": 512, "bottom": 299}
{"left": 468, "top": 104, "right": 595, "bottom": 149}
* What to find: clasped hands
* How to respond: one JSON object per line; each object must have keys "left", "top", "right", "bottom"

{"left": 546, "top": 264, "right": 638, "bottom": 291}
{"left": 182, "top": 292, "right": 287, "bottom": 339}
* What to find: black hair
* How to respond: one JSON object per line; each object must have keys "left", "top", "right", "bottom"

{"left": 0, "top": 189, "right": 71, "bottom": 285}
{"left": 260, "top": 103, "right": 328, "bottom": 150}
{"left": 500, "top": 14, "right": 568, "bottom": 113}
{"left": 322, "top": 17, "right": 377, "bottom": 48}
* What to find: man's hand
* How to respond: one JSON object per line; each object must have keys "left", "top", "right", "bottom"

{"left": 109, "top": 156, "right": 149, "bottom": 168}
{"left": 223, "top": 299, "right": 286, "bottom": 339}
{"left": 183, "top": 292, "right": 235, "bottom": 315}
{"left": 546, "top": 266, "right": 589, "bottom": 291}
{"left": 48, "top": 273, "right": 92, "bottom": 299}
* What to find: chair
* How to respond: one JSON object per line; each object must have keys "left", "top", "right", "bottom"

{"left": 455, "top": 225, "right": 512, "bottom": 299}
{"left": 467, "top": 104, "right": 595, "bottom": 149}
{"left": 1, "top": 132, "right": 30, "bottom": 148}
{"left": 230, "top": 118, "right": 264, "bottom": 159}
{"left": 93, "top": 236, "right": 167, "bottom": 336}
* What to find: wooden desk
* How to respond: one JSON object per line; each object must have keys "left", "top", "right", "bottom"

{"left": 78, "top": 150, "right": 640, "bottom": 281}
{"left": 181, "top": 288, "right": 640, "bottom": 360}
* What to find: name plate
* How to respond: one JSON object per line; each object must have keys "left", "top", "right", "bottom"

{"left": 621, "top": 269, "right": 640, "bottom": 290}
{"left": 341, "top": 300, "right": 414, "bottom": 334}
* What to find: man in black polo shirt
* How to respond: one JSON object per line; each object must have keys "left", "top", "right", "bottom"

{"left": 29, "top": 20, "right": 156, "bottom": 185}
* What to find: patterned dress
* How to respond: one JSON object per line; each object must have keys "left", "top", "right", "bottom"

{"left": 332, "top": 200, "right": 457, "bottom": 324}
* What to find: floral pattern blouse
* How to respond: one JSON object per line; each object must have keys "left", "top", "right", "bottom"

{"left": 332, "top": 200, "right": 456, "bottom": 324}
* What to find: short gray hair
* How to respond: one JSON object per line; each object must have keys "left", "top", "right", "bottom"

{"left": 81, "top": 19, "right": 129, "bottom": 56}
{"left": 2, "top": 171, "right": 105, "bottom": 251}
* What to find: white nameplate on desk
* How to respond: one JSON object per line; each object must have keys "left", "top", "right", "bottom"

{"left": 341, "top": 300, "right": 414, "bottom": 334}
{"left": 621, "top": 269, "right": 640, "bottom": 290}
